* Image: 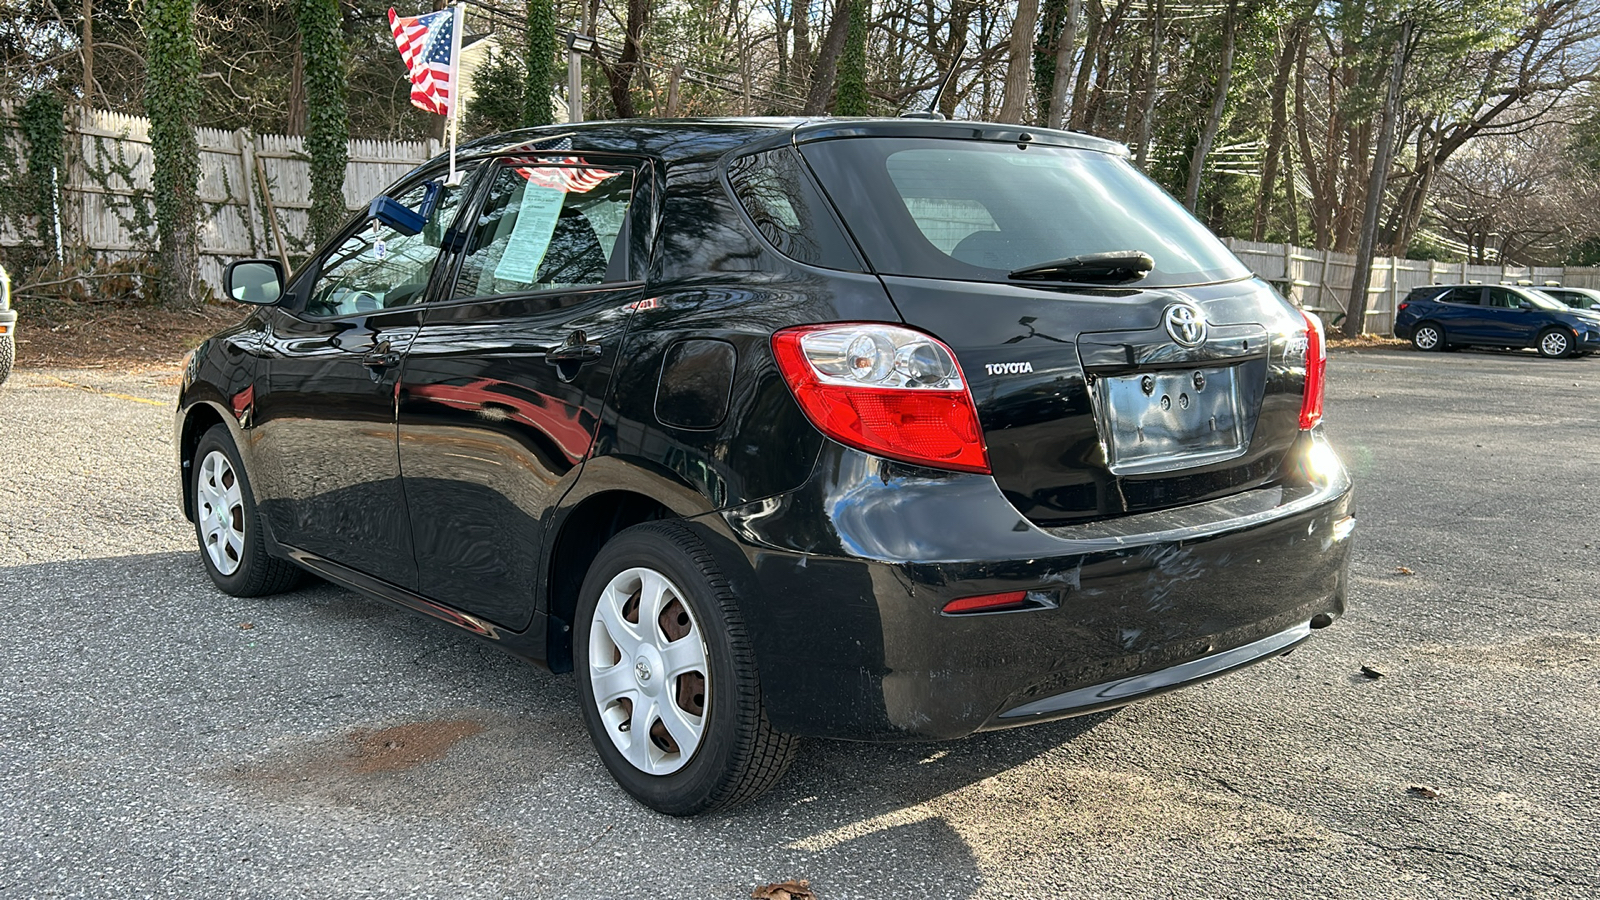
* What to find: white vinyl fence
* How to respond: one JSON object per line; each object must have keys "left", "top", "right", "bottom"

{"left": 1221, "top": 238, "right": 1600, "bottom": 336}
{"left": 2, "top": 105, "right": 439, "bottom": 294}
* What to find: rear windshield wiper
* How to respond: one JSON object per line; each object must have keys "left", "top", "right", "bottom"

{"left": 1008, "top": 251, "right": 1155, "bottom": 284}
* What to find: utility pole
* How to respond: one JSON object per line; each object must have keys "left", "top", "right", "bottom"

{"left": 1344, "top": 20, "right": 1412, "bottom": 338}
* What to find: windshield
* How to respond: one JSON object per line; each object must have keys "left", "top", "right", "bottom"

{"left": 798, "top": 138, "right": 1251, "bottom": 288}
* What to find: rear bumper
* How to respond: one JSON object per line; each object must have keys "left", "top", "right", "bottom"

{"left": 700, "top": 431, "right": 1353, "bottom": 741}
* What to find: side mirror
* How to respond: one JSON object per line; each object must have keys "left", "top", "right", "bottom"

{"left": 223, "top": 259, "right": 285, "bottom": 305}
{"left": 1518, "top": 300, "right": 1534, "bottom": 310}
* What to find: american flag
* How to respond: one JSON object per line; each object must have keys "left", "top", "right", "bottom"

{"left": 505, "top": 137, "right": 624, "bottom": 194}
{"left": 388, "top": 7, "right": 458, "bottom": 116}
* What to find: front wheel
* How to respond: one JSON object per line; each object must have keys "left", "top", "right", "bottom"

{"left": 192, "top": 424, "right": 303, "bottom": 596}
{"left": 1537, "top": 328, "right": 1575, "bottom": 358}
{"left": 574, "top": 521, "right": 797, "bottom": 815}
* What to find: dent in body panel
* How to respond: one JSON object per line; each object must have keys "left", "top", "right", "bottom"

{"left": 718, "top": 437, "right": 1350, "bottom": 739}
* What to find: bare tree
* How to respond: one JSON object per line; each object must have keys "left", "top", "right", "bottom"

{"left": 998, "top": 0, "right": 1039, "bottom": 123}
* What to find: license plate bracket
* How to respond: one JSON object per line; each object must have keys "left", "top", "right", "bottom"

{"left": 1093, "top": 365, "right": 1247, "bottom": 474}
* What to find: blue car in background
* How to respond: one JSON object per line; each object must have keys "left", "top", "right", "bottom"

{"left": 1394, "top": 283, "right": 1600, "bottom": 358}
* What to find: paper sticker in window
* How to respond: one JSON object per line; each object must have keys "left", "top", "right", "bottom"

{"left": 493, "top": 184, "right": 567, "bottom": 283}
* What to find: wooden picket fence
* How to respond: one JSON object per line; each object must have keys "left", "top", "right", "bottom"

{"left": 1221, "top": 238, "right": 1600, "bottom": 336}
{"left": 1, "top": 104, "right": 440, "bottom": 293}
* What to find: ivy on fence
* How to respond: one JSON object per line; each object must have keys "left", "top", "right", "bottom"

{"left": 83, "top": 133, "right": 156, "bottom": 248}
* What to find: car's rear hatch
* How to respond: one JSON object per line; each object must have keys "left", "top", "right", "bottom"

{"left": 797, "top": 129, "right": 1314, "bottom": 527}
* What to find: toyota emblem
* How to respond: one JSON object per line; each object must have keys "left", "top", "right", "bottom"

{"left": 1163, "top": 303, "right": 1208, "bottom": 347}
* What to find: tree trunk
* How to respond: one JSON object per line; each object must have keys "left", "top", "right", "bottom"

{"left": 145, "top": 0, "right": 202, "bottom": 307}
{"left": 1133, "top": 0, "right": 1160, "bottom": 168}
{"left": 601, "top": 0, "right": 651, "bottom": 118}
{"left": 1068, "top": 0, "right": 1101, "bottom": 129}
{"left": 1343, "top": 20, "right": 1411, "bottom": 338}
{"left": 1293, "top": 35, "right": 1326, "bottom": 245}
{"left": 1081, "top": 0, "right": 1131, "bottom": 133}
{"left": 1254, "top": 23, "right": 1301, "bottom": 240}
{"left": 793, "top": 0, "right": 813, "bottom": 87}
{"left": 286, "top": 45, "right": 306, "bottom": 135}
{"left": 1049, "top": 0, "right": 1080, "bottom": 129}
{"left": 803, "top": 0, "right": 853, "bottom": 114}
{"left": 997, "top": 0, "right": 1040, "bottom": 123}
{"left": 81, "top": 0, "right": 95, "bottom": 109}
{"left": 833, "top": 0, "right": 870, "bottom": 115}
{"left": 1184, "top": 0, "right": 1237, "bottom": 212}
{"left": 939, "top": 1, "right": 972, "bottom": 118}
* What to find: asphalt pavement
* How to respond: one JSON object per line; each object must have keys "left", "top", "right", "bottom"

{"left": 1, "top": 347, "right": 1596, "bottom": 899}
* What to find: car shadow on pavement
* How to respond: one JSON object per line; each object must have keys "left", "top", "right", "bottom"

{"left": 4, "top": 550, "right": 1106, "bottom": 897}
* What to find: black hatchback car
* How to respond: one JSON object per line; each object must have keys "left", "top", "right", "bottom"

{"left": 177, "top": 118, "right": 1354, "bottom": 815}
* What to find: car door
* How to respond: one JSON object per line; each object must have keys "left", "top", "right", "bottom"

{"left": 1482, "top": 286, "right": 1541, "bottom": 346}
{"left": 1432, "top": 286, "right": 1485, "bottom": 342}
{"left": 251, "top": 165, "right": 478, "bottom": 583}
{"left": 397, "top": 154, "right": 649, "bottom": 629}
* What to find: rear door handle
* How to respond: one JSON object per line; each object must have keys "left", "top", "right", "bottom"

{"left": 545, "top": 343, "right": 603, "bottom": 363}
{"left": 362, "top": 341, "right": 401, "bottom": 368}
{"left": 545, "top": 330, "right": 603, "bottom": 364}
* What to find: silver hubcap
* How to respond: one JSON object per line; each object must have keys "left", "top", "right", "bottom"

{"left": 1542, "top": 332, "right": 1568, "bottom": 356}
{"left": 197, "top": 449, "right": 246, "bottom": 576}
{"left": 588, "top": 567, "right": 710, "bottom": 776}
{"left": 1416, "top": 327, "right": 1439, "bottom": 350}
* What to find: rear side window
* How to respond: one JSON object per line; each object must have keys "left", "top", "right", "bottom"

{"left": 727, "top": 148, "right": 859, "bottom": 270}
{"left": 800, "top": 138, "right": 1251, "bottom": 288}
{"left": 1439, "top": 287, "right": 1482, "bottom": 305}
{"left": 452, "top": 159, "right": 636, "bottom": 299}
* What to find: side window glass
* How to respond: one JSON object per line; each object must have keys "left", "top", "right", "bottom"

{"left": 1443, "top": 288, "right": 1480, "bottom": 305}
{"left": 452, "top": 160, "right": 635, "bottom": 300}
{"left": 307, "top": 175, "right": 471, "bottom": 317}
{"left": 1488, "top": 288, "right": 1519, "bottom": 309}
{"left": 727, "top": 148, "right": 859, "bottom": 270}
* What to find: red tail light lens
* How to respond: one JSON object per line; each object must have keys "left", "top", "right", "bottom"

{"left": 772, "top": 324, "right": 991, "bottom": 474}
{"left": 1299, "top": 310, "right": 1326, "bottom": 430}
{"left": 943, "top": 591, "right": 1029, "bottom": 614}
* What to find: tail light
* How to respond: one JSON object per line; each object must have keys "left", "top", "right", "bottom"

{"left": 1299, "top": 310, "right": 1326, "bottom": 430}
{"left": 772, "top": 323, "right": 990, "bottom": 474}
{"left": 1397, "top": 301, "right": 1409, "bottom": 313}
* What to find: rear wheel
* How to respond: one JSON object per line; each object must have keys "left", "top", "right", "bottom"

{"left": 1537, "top": 328, "right": 1575, "bottom": 358}
{"left": 192, "top": 424, "right": 303, "bottom": 596}
{"left": 574, "top": 521, "right": 797, "bottom": 815}
{"left": 1411, "top": 322, "right": 1445, "bottom": 352}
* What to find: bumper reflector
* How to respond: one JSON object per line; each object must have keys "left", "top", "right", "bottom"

{"left": 943, "top": 591, "right": 1030, "bottom": 615}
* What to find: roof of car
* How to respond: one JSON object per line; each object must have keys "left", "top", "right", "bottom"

{"left": 457, "top": 117, "right": 1129, "bottom": 165}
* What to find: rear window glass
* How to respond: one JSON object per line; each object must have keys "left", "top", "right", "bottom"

{"left": 799, "top": 138, "right": 1251, "bottom": 288}
{"left": 728, "top": 148, "right": 859, "bottom": 270}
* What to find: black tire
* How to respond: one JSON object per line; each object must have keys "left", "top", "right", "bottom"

{"left": 0, "top": 333, "right": 13, "bottom": 386}
{"left": 1411, "top": 322, "right": 1445, "bottom": 352}
{"left": 574, "top": 521, "right": 797, "bottom": 815}
{"left": 192, "top": 424, "right": 303, "bottom": 596}
{"left": 1536, "top": 327, "right": 1575, "bottom": 359}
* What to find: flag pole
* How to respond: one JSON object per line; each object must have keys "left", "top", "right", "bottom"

{"left": 446, "top": 1, "right": 464, "bottom": 184}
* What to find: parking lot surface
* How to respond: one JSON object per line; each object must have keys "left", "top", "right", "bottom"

{"left": 1, "top": 348, "right": 1597, "bottom": 899}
